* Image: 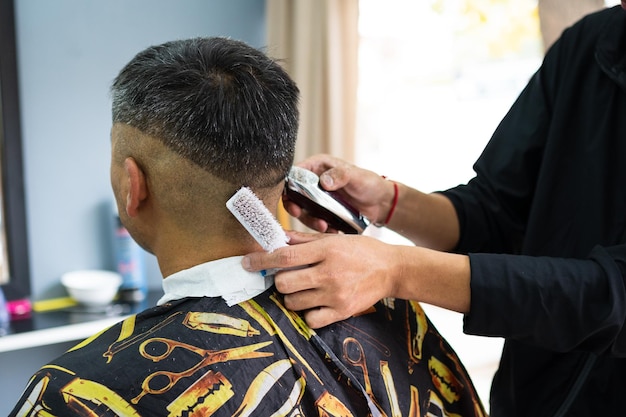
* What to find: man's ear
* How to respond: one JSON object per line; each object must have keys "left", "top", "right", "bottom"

{"left": 124, "top": 157, "right": 148, "bottom": 218}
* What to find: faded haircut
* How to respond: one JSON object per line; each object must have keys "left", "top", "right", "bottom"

{"left": 111, "top": 37, "right": 299, "bottom": 188}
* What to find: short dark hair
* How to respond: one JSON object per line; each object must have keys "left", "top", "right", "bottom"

{"left": 111, "top": 37, "right": 299, "bottom": 187}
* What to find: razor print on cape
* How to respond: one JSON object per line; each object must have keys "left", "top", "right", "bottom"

{"left": 12, "top": 290, "right": 485, "bottom": 417}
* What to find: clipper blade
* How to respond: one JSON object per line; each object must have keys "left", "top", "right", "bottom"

{"left": 226, "top": 187, "right": 289, "bottom": 252}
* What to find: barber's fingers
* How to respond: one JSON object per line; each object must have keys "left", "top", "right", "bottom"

{"left": 246, "top": 233, "right": 396, "bottom": 328}
{"left": 296, "top": 154, "right": 353, "bottom": 192}
{"left": 242, "top": 231, "right": 332, "bottom": 272}
{"left": 296, "top": 153, "right": 343, "bottom": 175}
{"left": 278, "top": 279, "right": 357, "bottom": 311}
{"left": 293, "top": 154, "right": 389, "bottom": 224}
{"left": 278, "top": 271, "right": 374, "bottom": 329}
{"left": 297, "top": 154, "right": 387, "bottom": 209}
{"left": 283, "top": 300, "right": 347, "bottom": 329}
{"left": 282, "top": 195, "right": 303, "bottom": 218}
{"left": 303, "top": 308, "right": 348, "bottom": 330}
{"left": 282, "top": 196, "right": 331, "bottom": 233}
{"left": 277, "top": 274, "right": 359, "bottom": 329}
{"left": 293, "top": 213, "right": 331, "bottom": 233}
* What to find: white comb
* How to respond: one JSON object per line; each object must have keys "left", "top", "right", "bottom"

{"left": 226, "top": 187, "right": 289, "bottom": 252}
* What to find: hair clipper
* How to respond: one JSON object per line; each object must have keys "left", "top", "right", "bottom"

{"left": 285, "top": 166, "right": 369, "bottom": 234}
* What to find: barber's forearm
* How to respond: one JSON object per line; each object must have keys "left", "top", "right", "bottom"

{"left": 385, "top": 183, "right": 460, "bottom": 251}
{"left": 392, "top": 246, "right": 471, "bottom": 314}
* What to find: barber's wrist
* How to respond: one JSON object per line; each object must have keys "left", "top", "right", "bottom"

{"left": 374, "top": 176, "right": 399, "bottom": 227}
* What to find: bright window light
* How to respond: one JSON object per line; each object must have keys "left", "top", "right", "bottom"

{"left": 355, "top": 0, "right": 544, "bottom": 408}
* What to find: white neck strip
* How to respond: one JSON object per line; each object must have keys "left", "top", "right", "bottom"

{"left": 158, "top": 256, "right": 273, "bottom": 306}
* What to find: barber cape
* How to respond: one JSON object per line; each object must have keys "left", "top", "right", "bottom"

{"left": 10, "top": 256, "right": 486, "bottom": 417}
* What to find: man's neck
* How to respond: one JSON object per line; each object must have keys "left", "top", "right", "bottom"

{"left": 154, "top": 234, "right": 262, "bottom": 279}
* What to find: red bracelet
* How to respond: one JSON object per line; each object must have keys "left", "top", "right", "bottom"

{"left": 375, "top": 177, "right": 398, "bottom": 226}
{"left": 383, "top": 180, "right": 399, "bottom": 225}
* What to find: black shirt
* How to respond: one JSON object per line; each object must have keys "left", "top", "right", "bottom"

{"left": 443, "top": 6, "right": 626, "bottom": 416}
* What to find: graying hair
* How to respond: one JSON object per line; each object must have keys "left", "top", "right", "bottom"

{"left": 111, "top": 37, "right": 299, "bottom": 187}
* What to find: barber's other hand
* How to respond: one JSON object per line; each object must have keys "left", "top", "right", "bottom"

{"left": 284, "top": 154, "right": 395, "bottom": 232}
{"left": 242, "top": 230, "right": 399, "bottom": 328}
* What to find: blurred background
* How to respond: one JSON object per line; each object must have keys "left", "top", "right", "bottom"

{"left": 0, "top": 0, "right": 620, "bottom": 412}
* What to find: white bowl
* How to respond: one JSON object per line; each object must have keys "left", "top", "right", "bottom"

{"left": 61, "top": 270, "right": 122, "bottom": 306}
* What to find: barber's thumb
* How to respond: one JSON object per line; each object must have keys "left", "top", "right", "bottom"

{"left": 319, "top": 172, "right": 335, "bottom": 190}
{"left": 321, "top": 166, "right": 352, "bottom": 191}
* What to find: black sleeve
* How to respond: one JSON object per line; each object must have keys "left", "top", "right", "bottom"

{"left": 442, "top": 65, "right": 553, "bottom": 254}
{"left": 441, "top": 11, "right": 626, "bottom": 355}
{"left": 463, "top": 244, "right": 626, "bottom": 356}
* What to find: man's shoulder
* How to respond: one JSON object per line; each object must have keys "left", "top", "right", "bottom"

{"left": 556, "top": 6, "right": 625, "bottom": 49}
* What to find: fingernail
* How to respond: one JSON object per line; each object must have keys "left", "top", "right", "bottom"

{"left": 242, "top": 256, "right": 251, "bottom": 271}
{"left": 320, "top": 173, "right": 333, "bottom": 188}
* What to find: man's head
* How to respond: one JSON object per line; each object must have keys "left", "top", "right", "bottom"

{"left": 109, "top": 37, "right": 299, "bottom": 274}
{"left": 111, "top": 37, "right": 299, "bottom": 186}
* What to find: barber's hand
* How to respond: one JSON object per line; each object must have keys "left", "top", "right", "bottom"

{"left": 284, "top": 154, "right": 395, "bottom": 232}
{"left": 242, "top": 230, "right": 398, "bottom": 328}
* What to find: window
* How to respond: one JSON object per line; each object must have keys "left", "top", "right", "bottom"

{"left": 356, "top": 0, "right": 542, "bottom": 195}
{"left": 355, "top": 0, "right": 543, "bottom": 407}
